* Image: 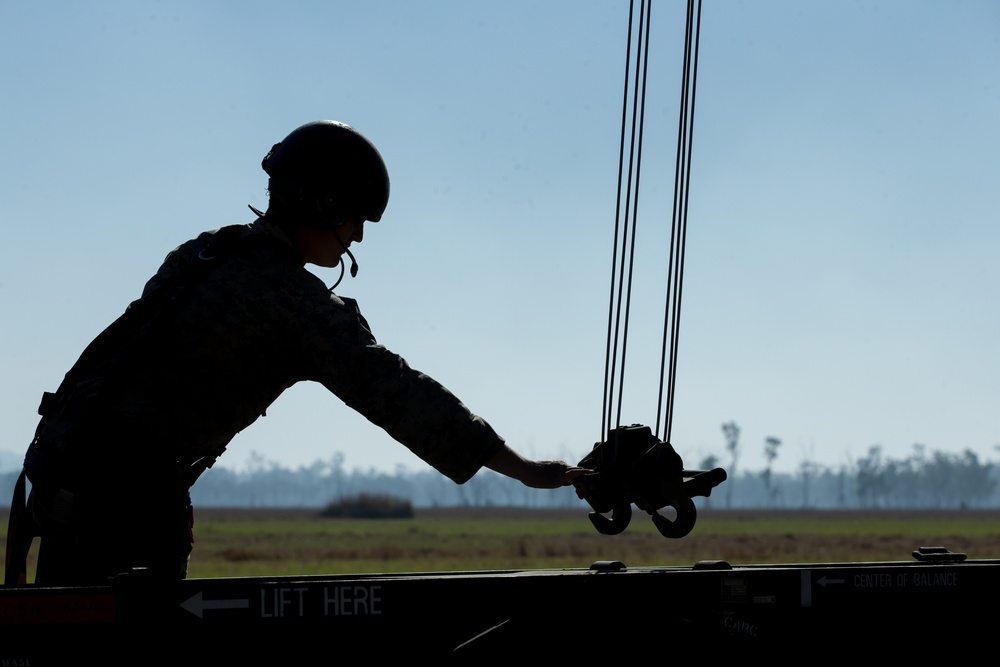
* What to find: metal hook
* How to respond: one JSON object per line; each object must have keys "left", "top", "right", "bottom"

{"left": 649, "top": 497, "right": 697, "bottom": 539}
{"left": 588, "top": 503, "right": 632, "bottom": 535}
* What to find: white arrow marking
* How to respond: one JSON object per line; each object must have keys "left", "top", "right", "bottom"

{"left": 181, "top": 590, "right": 250, "bottom": 618}
{"left": 817, "top": 576, "right": 845, "bottom": 588}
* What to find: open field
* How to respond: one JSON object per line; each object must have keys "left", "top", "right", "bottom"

{"left": 4, "top": 507, "right": 1000, "bottom": 580}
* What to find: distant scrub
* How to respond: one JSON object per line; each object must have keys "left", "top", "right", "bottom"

{"left": 319, "top": 493, "right": 415, "bottom": 519}
{"left": 168, "top": 441, "right": 1000, "bottom": 509}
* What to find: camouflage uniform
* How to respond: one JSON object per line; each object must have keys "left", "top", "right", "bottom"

{"left": 24, "top": 219, "right": 505, "bottom": 582}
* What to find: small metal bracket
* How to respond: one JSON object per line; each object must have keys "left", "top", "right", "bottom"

{"left": 911, "top": 546, "right": 967, "bottom": 563}
{"left": 693, "top": 560, "right": 732, "bottom": 571}
{"left": 590, "top": 561, "right": 627, "bottom": 572}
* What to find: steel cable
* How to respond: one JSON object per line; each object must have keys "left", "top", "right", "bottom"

{"left": 602, "top": 0, "right": 703, "bottom": 446}
{"left": 602, "top": 0, "right": 651, "bottom": 442}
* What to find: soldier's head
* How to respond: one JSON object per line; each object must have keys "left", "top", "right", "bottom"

{"left": 259, "top": 121, "right": 389, "bottom": 268}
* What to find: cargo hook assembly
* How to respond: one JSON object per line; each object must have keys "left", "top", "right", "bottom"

{"left": 577, "top": 0, "right": 726, "bottom": 539}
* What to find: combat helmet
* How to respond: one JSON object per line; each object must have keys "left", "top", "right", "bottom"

{"left": 261, "top": 120, "right": 389, "bottom": 227}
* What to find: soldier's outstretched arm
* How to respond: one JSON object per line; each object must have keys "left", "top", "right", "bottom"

{"left": 484, "top": 445, "right": 589, "bottom": 489}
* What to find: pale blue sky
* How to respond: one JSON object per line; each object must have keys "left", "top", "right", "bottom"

{"left": 2, "top": 1, "right": 998, "bottom": 478}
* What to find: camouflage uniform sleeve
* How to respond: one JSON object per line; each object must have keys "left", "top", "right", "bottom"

{"left": 297, "top": 294, "right": 505, "bottom": 485}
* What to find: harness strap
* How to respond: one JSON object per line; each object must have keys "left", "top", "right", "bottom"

{"left": 4, "top": 469, "right": 32, "bottom": 584}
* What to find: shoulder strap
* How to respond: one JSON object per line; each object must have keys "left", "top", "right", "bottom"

{"left": 4, "top": 469, "right": 31, "bottom": 584}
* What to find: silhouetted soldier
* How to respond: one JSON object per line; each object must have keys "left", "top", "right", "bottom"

{"left": 6, "top": 121, "right": 585, "bottom": 584}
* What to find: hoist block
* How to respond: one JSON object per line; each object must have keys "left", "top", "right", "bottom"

{"left": 577, "top": 424, "right": 727, "bottom": 538}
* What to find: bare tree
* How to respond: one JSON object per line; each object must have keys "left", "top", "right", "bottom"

{"left": 799, "top": 460, "right": 820, "bottom": 508}
{"left": 721, "top": 422, "right": 740, "bottom": 508}
{"left": 761, "top": 436, "right": 782, "bottom": 507}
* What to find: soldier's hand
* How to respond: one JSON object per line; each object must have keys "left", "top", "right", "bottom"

{"left": 520, "top": 459, "right": 590, "bottom": 489}
{"left": 485, "top": 446, "right": 591, "bottom": 489}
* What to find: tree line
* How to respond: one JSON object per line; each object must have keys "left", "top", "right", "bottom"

{"left": 177, "top": 441, "right": 997, "bottom": 509}
{"left": 1, "top": 424, "right": 996, "bottom": 508}
{"left": 701, "top": 422, "right": 997, "bottom": 510}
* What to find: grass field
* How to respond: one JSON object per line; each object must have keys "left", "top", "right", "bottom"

{"left": 4, "top": 507, "right": 1000, "bottom": 581}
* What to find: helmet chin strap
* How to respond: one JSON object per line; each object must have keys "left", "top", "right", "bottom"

{"left": 248, "top": 202, "right": 359, "bottom": 291}
{"left": 328, "top": 256, "right": 347, "bottom": 291}
{"left": 326, "top": 238, "right": 357, "bottom": 292}
{"left": 336, "top": 233, "right": 359, "bottom": 279}
{"left": 315, "top": 197, "right": 359, "bottom": 292}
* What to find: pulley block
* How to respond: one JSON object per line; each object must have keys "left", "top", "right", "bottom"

{"left": 577, "top": 424, "right": 727, "bottom": 539}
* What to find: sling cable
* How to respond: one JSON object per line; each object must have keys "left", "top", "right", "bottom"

{"left": 577, "top": 0, "right": 726, "bottom": 539}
